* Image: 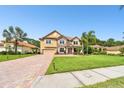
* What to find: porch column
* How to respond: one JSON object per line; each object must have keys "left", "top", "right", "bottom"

{"left": 72, "top": 47, "right": 74, "bottom": 54}
{"left": 66, "top": 47, "right": 68, "bottom": 54}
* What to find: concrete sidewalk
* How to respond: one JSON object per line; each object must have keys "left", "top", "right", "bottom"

{"left": 33, "top": 65, "right": 124, "bottom": 88}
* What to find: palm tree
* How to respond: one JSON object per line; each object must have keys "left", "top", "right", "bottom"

{"left": 122, "top": 32, "right": 124, "bottom": 39}
{"left": 3, "top": 26, "right": 27, "bottom": 54}
{"left": 81, "top": 31, "right": 96, "bottom": 55}
{"left": 120, "top": 5, "right": 124, "bottom": 10}
{"left": 3, "top": 29, "right": 13, "bottom": 52}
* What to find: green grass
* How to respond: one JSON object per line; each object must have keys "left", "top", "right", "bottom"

{"left": 0, "top": 54, "right": 33, "bottom": 62}
{"left": 46, "top": 55, "right": 124, "bottom": 74}
{"left": 83, "top": 77, "right": 124, "bottom": 88}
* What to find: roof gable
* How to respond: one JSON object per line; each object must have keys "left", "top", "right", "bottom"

{"left": 40, "top": 30, "right": 62, "bottom": 40}
{"left": 71, "top": 37, "right": 81, "bottom": 41}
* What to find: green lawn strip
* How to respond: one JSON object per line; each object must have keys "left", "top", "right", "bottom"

{"left": 0, "top": 54, "right": 33, "bottom": 62}
{"left": 46, "top": 55, "right": 124, "bottom": 74}
{"left": 82, "top": 77, "right": 124, "bottom": 88}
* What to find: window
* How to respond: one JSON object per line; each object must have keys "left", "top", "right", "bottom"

{"left": 60, "top": 40, "right": 65, "bottom": 45}
{"left": 46, "top": 39, "right": 52, "bottom": 44}
{"left": 73, "top": 41, "right": 78, "bottom": 45}
{"left": 60, "top": 48, "right": 65, "bottom": 52}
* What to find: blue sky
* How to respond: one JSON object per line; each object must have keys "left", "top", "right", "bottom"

{"left": 0, "top": 5, "right": 124, "bottom": 41}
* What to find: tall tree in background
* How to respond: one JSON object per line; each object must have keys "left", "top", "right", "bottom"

{"left": 106, "top": 38, "right": 115, "bottom": 46}
{"left": 81, "top": 31, "right": 96, "bottom": 54}
{"left": 122, "top": 32, "right": 124, "bottom": 39}
{"left": 2, "top": 29, "right": 13, "bottom": 52}
{"left": 3, "top": 26, "right": 27, "bottom": 54}
{"left": 120, "top": 5, "right": 124, "bottom": 10}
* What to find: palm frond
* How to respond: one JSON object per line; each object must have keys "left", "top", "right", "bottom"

{"left": 23, "top": 33, "right": 27, "bottom": 37}
{"left": 3, "top": 29, "right": 12, "bottom": 42}
{"left": 120, "top": 5, "right": 124, "bottom": 10}
{"left": 9, "top": 26, "right": 15, "bottom": 36}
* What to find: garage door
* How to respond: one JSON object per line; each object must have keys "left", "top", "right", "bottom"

{"left": 43, "top": 49, "right": 56, "bottom": 55}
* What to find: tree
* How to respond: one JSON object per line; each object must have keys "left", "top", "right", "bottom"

{"left": 120, "top": 48, "right": 124, "bottom": 54}
{"left": 3, "top": 26, "right": 27, "bottom": 54}
{"left": 81, "top": 30, "right": 96, "bottom": 54}
{"left": 3, "top": 29, "right": 12, "bottom": 52}
{"left": 106, "top": 38, "right": 115, "bottom": 47}
{"left": 122, "top": 32, "right": 124, "bottom": 39}
{"left": 23, "top": 38, "right": 40, "bottom": 47}
{"left": 120, "top": 5, "right": 124, "bottom": 10}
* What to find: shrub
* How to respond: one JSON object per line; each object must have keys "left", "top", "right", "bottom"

{"left": 7, "top": 51, "right": 15, "bottom": 55}
{"left": 100, "top": 51, "right": 107, "bottom": 55}
{"left": 83, "top": 46, "right": 94, "bottom": 54}
{"left": 74, "top": 47, "right": 82, "bottom": 55}
{"left": 25, "top": 52, "right": 33, "bottom": 54}
{"left": 120, "top": 48, "right": 124, "bottom": 54}
{"left": 0, "top": 51, "right": 7, "bottom": 55}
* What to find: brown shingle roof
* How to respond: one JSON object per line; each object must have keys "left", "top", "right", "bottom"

{"left": 39, "top": 30, "right": 80, "bottom": 41}
{"left": 39, "top": 30, "right": 63, "bottom": 40}
{"left": 105, "top": 45, "right": 124, "bottom": 51}
{"left": 1, "top": 40, "right": 37, "bottom": 48}
{"left": 17, "top": 41, "right": 37, "bottom": 48}
{"left": 65, "top": 36, "right": 74, "bottom": 40}
{"left": 92, "top": 45, "right": 104, "bottom": 48}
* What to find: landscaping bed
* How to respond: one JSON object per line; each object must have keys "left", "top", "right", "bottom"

{"left": 46, "top": 55, "right": 124, "bottom": 74}
{"left": 0, "top": 54, "right": 33, "bottom": 62}
{"left": 83, "top": 76, "right": 124, "bottom": 88}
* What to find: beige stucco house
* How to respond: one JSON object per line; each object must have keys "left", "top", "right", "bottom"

{"left": 105, "top": 45, "right": 124, "bottom": 54}
{"left": 0, "top": 42, "right": 5, "bottom": 52}
{"left": 1, "top": 40, "right": 38, "bottom": 53}
{"left": 39, "top": 30, "right": 81, "bottom": 54}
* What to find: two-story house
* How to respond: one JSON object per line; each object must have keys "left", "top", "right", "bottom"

{"left": 39, "top": 30, "right": 81, "bottom": 54}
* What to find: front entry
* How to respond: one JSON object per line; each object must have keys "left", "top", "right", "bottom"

{"left": 68, "top": 48, "right": 72, "bottom": 54}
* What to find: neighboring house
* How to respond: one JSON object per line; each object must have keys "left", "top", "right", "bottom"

{"left": 104, "top": 45, "right": 124, "bottom": 54}
{"left": 92, "top": 44, "right": 124, "bottom": 54}
{"left": 39, "top": 30, "right": 81, "bottom": 54}
{"left": 91, "top": 45, "right": 104, "bottom": 51}
{"left": 1, "top": 40, "right": 38, "bottom": 53}
{"left": 0, "top": 41, "right": 5, "bottom": 52}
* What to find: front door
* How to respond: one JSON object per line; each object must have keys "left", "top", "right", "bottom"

{"left": 68, "top": 48, "right": 72, "bottom": 54}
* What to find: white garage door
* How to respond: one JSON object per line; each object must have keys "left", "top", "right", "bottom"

{"left": 43, "top": 49, "right": 56, "bottom": 55}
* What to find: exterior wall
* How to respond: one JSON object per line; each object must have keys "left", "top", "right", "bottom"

{"left": 21, "top": 46, "right": 33, "bottom": 53}
{"left": 40, "top": 32, "right": 61, "bottom": 54}
{"left": 17, "top": 46, "right": 32, "bottom": 53}
{"left": 44, "top": 39, "right": 57, "bottom": 48}
{"left": 72, "top": 38, "right": 81, "bottom": 46}
{"left": 0, "top": 46, "right": 5, "bottom": 52}
{"left": 40, "top": 40, "right": 44, "bottom": 53}
{"left": 40, "top": 39, "right": 58, "bottom": 54}
{"left": 58, "top": 37, "right": 67, "bottom": 46}
{"left": 57, "top": 47, "right": 66, "bottom": 54}
{"left": 40, "top": 32, "right": 60, "bottom": 53}
{"left": 106, "top": 51, "right": 121, "bottom": 54}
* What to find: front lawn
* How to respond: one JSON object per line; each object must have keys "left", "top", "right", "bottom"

{"left": 0, "top": 54, "right": 33, "bottom": 62}
{"left": 83, "top": 76, "right": 124, "bottom": 88}
{"left": 46, "top": 55, "right": 124, "bottom": 74}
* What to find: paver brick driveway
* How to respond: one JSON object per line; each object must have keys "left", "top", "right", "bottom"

{"left": 0, "top": 54, "right": 53, "bottom": 88}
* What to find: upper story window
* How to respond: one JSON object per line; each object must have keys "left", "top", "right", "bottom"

{"left": 73, "top": 41, "right": 78, "bottom": 45}
{"left": 59, "top": 40, "right": 65, "bottom": 45}
{"left": 46, "top": 39, "right": 52, "bottom": 44}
